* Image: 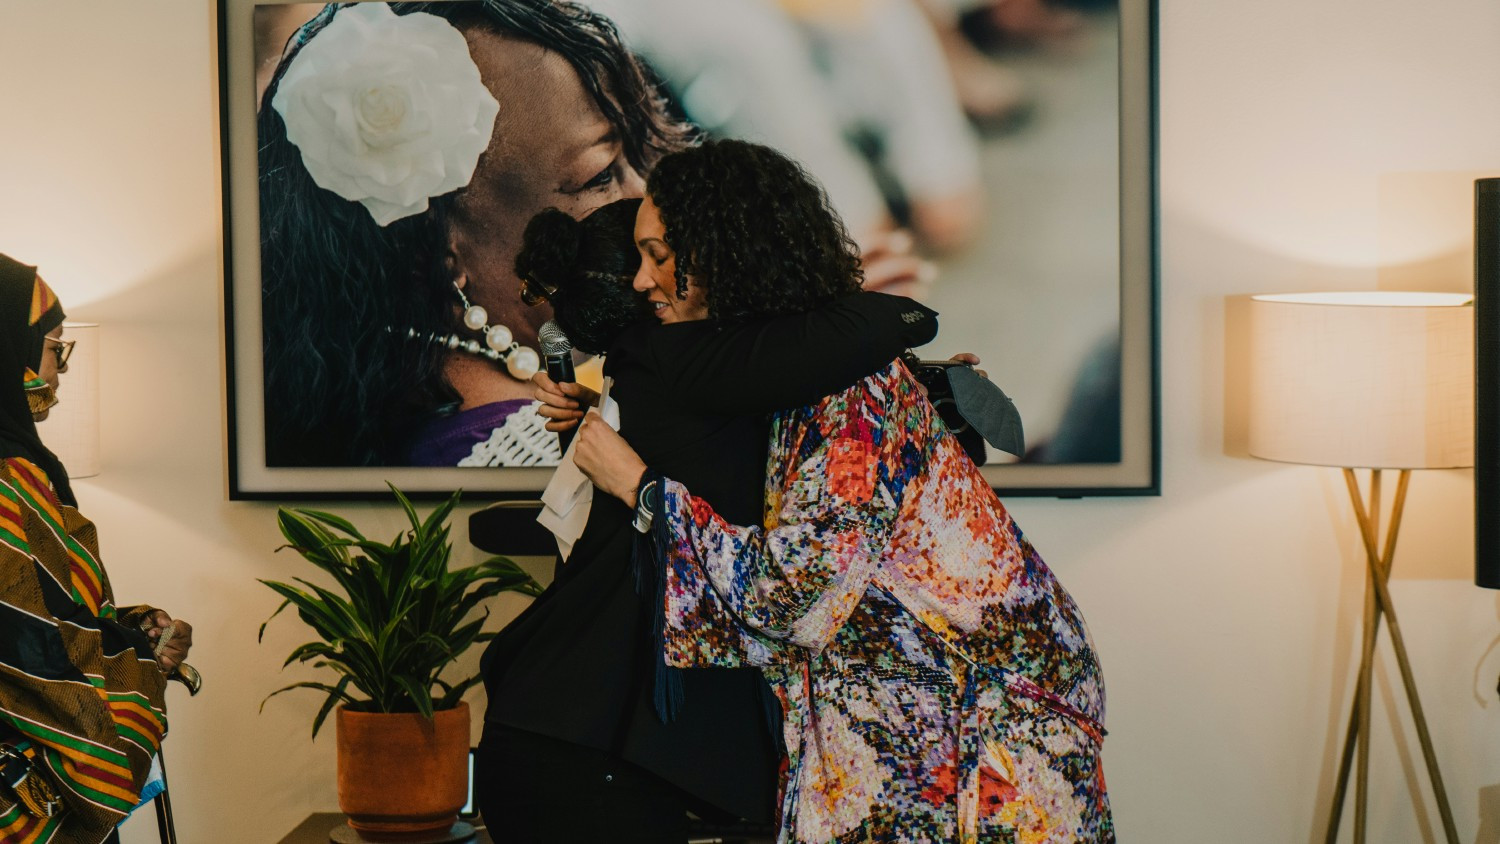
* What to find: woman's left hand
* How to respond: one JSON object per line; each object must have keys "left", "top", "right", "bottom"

{"left": 949, "top": 352, "right": 988, "bottom": 379}
{"left": 573, "top": 410, "right": 647, "bottom": 508}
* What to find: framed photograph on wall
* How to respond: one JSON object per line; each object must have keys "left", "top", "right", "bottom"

{"left": 218, "top": 0, "right": 1158, "bottom": 499}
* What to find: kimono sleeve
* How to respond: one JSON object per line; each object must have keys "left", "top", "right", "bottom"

{"left": 654, "top": 376, "right": 903, "bottom": 663}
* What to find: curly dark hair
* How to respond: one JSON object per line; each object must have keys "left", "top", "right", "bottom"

{"left": 645, "top": 139, "right": 864, "bottom": 323}
{"left": 257, "top": 1, "right": 691, "bottom": 467}
{"left": 515, "top": 200, "right": 650, "bottom": 356}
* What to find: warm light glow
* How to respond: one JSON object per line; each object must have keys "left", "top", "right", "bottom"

{"left": 1251, "top": 291, "right": 1473, "bottom": 308}
{"left": 1246, "top": 294, "right": 1474, "bottom": 470}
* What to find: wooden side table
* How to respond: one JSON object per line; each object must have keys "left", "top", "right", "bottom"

{"left": 276, "top": 814, "right": 492, "bottom": 844}
{"left": 277, "top": 812, "right": 774, "bottom": 843}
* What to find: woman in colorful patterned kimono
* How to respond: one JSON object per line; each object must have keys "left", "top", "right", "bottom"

{"left": 571, "top": 140, "right": 1113, "bottom": 843}
{"left": 479, "top": 199, "right": 940, "bottom": 841}
{"left": 0, "top": 254, "right": 194, "bottom": 844}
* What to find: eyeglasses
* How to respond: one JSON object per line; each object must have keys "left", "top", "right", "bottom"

{"left": 44, "top": 337, "right": 75, "bottom": 368}
{"left": 519, "top": 275, "right": 557, "bottom": 307}
{"left": 520, "top": 271, "right": 632, "bottom": 307}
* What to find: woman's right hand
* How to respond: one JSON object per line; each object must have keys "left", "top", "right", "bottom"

{"left": 533, "top": 372, "right": 600, "bottom": 433}
{"left": 573, "top": 411, "right": 647, "bottom": 508}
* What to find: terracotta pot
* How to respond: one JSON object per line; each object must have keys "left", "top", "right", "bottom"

{"left": 335, "top": 702, "right": 470, "bottom": 839}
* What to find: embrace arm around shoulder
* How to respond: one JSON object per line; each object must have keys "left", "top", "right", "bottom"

{"left": 651, "top": 292, "right": 937, "bottom": 416}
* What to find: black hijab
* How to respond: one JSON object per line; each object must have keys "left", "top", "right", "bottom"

{"left": 0, "top": 253, "right": 75, "bottom": 506}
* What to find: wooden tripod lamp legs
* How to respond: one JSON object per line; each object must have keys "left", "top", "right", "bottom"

{"left": 1322, "top": 469, "right": 1459, "bottom": 844}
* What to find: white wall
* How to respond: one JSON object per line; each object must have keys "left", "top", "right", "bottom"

{"left": 2, "top": 1, "right": 1498, "bottom": 841}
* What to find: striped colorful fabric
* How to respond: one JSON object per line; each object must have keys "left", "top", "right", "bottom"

{"left": 20, "top": 369, "right": 45, "bottom": 393}
{"left": 2, "top": 458, "right": 111, "bottom": 617}
{"left": 0, "top": 457, "right": 167, "bottom": 843}
{"left": 0, "top": 798, "right": 63, "bottom": 844}
{"left": 27, "top": 277, "right": 58, "bottom": 328}
{"left": 653, "top": 362, "right": 1112, "bottom": 843}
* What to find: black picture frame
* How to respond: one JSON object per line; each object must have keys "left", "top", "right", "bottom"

{"left": 217, "top": 0, "right": 1159, "bottom": 500}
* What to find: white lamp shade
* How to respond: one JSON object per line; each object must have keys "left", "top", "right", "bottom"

{"left": 36, "top": 322, "right": 101, "bottom": 478}
{"left": 1247, "top": 292, "right": 1474, "bottom": 470}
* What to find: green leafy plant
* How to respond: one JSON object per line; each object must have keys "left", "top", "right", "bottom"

{"left": 258, "top": 485, "right": 543, "bottom": 737}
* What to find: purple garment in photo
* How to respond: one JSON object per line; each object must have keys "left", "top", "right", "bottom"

{"left": 407, "top": 399, "right": 534, "bottom": 466}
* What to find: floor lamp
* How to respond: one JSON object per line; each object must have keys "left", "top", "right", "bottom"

{"left": 1246, "top": 291, "right": 1473, "bottom": 844}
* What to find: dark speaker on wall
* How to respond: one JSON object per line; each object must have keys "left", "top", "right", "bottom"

{"left": 1477, "top": 178, "right": 1500, "bottom": 588}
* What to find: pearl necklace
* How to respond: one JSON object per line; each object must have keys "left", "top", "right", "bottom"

{"left": 398, "top": 327, "right": 540, "bottom": 381}
{"left": 395, "top": 283, "right": 541, "bottom": 380}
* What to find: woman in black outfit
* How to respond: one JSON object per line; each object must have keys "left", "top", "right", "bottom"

{"left": 476, "top": 199, "right": 937, "bottom": 842}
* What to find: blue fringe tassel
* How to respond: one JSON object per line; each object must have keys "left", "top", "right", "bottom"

{"left": 759, "top": 681, "right": 786, "bottom": 756}
{"left": 632, "top": 523, "right": 653, "bottom": 598}
{"left": 631, "top": 469, "right": 685, "bottom": 723}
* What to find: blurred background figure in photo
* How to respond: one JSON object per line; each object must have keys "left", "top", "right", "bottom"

{"left": 585, "top": 0, "right": 1124, "bottom": 464}
{"left": 585, "top": 0, "right": 985, "bottom": 255}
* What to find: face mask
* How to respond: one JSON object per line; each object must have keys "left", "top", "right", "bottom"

{"left": 23, "top": 368, "right": 57, "bottom": 417}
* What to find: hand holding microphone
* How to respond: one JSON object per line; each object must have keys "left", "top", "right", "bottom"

{"left": 537, "top": 320, "right": 589, "bottom": 451}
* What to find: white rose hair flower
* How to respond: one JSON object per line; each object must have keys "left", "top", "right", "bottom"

{"left": 271, "top": 3, "right": 500, "bottom": 227}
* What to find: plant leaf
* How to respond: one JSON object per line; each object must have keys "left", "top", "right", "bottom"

{"left": 258, "top": 597, "right": 291, "bottom": 642}
{"left": 260, "top": 680, "right": 357, "bottom": 710}
{"left": 392, "top": 674, "right": 434, "bottom": 719}
{"left": 387, "top": 482, "right": 422, "bottom": 534}
{"left": 298, "top": 509, "right": 364, "bottom": 539}
{"left": 311, "top": 675, "right": 354, "bottom": 739}
{"left": 434, "top": 674, "right": 484, "bottom": 710}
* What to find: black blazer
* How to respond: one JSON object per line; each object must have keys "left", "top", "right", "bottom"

{"left": 481, "top": 293, "right": 938, "bottom": 821}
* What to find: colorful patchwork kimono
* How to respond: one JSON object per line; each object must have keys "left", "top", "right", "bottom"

{"left": 0, "top": 457, "right": 168, "bottom": 844}
{"left": 652, "top": 361, "right": 1112, "bottom": 843}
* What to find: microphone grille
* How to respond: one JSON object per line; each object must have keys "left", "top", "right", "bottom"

{"left": 538, "top": 320, "right": 573, "bottom": 356}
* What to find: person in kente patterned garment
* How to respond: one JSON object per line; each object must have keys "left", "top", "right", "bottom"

{"left": 0, "top": 254, "right": 195, "bottom": 844}
{"left": 572, "top": 139, "right": 1113, "bottom": 843}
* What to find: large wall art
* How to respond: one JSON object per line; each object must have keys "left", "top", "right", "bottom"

{"left": 219, "top": 0, "right": 1158, "bottom": 498}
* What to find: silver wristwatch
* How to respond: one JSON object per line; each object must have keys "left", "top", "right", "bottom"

{"left": 633, "top": 478, "right": 660, "bottom": 534}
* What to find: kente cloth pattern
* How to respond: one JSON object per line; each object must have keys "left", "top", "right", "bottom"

{"left": 27, "top": 279, "right": 58, "bottom": 330}
{"left": 0, "top": 458, "right": 167, "bottom": 844}
{"left": 654, "top": 362, "right": 1112, "bottom": 843}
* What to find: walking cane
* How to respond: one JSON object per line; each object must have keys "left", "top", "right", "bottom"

{"left": 153, "top": 663, "right": 201, "bottom": 844}
{"left": 152, "top": 749, "right": 176, "bottom": 844}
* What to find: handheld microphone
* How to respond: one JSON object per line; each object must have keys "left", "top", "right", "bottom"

{"left": 538, "top": 320, "right": 578, "bottom": 452}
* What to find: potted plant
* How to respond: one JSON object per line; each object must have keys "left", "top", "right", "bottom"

{"left": 259, "top": 485, "right": 542, "bottom": 839}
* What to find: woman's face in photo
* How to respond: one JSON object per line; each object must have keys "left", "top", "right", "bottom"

{"left": 445, "top": 31, "right": 646, "bottom": 356}
{"left": 633, "top": 195, "right": 708, "bottom": 325}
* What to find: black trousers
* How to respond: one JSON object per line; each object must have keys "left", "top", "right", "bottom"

{"left": 476, "top": 726, "right": 691, "bottom": 844}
